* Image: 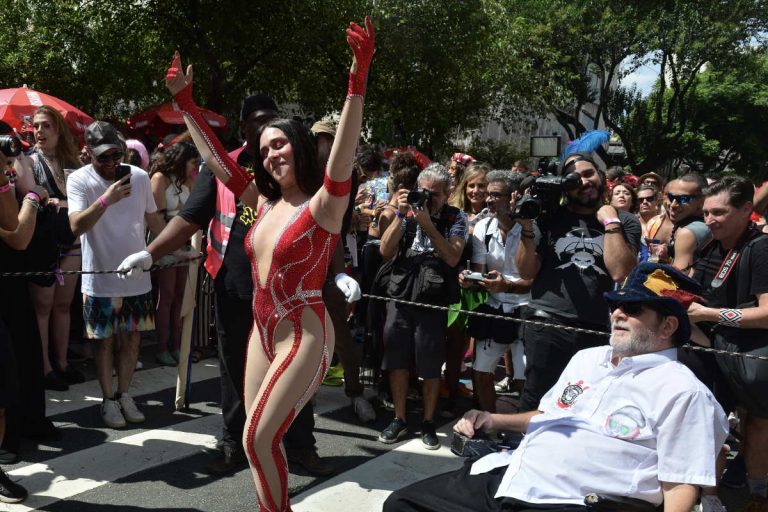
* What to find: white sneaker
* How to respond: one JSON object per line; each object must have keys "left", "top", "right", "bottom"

{"left": 118, "top": 393, "right": 146, "bottom": 423}
{"left": 494, "top": 376, "right": 512, "bottom": 393}
{"left": 700, "top": 495, "right": 727, "bottom": 512}
{"left": 101, "top": 399, "right": 127, "bottom": 428}
{"left": 351, "top": 396, "right": 376, "bottom": 423}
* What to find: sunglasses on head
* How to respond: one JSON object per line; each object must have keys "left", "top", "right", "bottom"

{"left": 665, "top": 193, "right": 698, "bottom": 205}
{"left": 96, "top": 152, "right": 124, "bottom": 164}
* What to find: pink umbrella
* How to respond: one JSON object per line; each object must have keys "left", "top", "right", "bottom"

{"left": 0, "top": 86, "right": 95, "bottom": 136}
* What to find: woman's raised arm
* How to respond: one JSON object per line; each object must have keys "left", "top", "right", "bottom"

{"left": 165, "top": 52, "right": 260, "bottom": 208}
{"left": 313, "top": 17, "right": 375, "bottom": 232}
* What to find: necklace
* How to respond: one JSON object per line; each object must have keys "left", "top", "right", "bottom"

{"left": 39, "top": 151, "right": 65, "bottom": 184}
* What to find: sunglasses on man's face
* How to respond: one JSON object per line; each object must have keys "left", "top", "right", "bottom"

{"left": 637, "top": 195, "right": 656, "bottom": 203}
{"left": 609, "top": 302, "right": 647, "bottom": 316}
{"left": 665, "top": 193, "right": 698, "bottom": 205}
{"left": 96, "top": 152, "right": 124, "bottom": 164}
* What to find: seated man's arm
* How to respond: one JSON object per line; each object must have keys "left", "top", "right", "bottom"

{"left": 661, "top": 482, "right": 697, "bottom": 512}
{"left": 453, "top": 409, "right": 541, "bottom": 438}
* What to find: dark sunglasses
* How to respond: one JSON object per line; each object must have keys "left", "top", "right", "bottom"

{"left": 96, "top": 152, "right": 124, "bottom": 164}
{"left": 609, "top": 302, "right": 646, "bottom": 316}
{"left": 665, "top": 193, "right": 698, "bottom": 205}
{"left": 637, "top": 196, "right": 656, "bottom": 203}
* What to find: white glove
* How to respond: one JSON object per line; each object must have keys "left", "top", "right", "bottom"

{"left": 117, "top": 250, "right": 153, "bottom": 280}
{"left": 334, "top": 273, "right": 361, "bottom": 303}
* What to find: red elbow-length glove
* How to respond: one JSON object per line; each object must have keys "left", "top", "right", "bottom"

{"left": 165, "top": 54, "right": 252, "bottom": 197}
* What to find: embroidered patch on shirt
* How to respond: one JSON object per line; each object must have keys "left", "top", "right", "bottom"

{"left": 603, "top": 405, "right": 646, "bottom": 440}
{"left": 556, "top": 380, "right": 589, "bottom": 408}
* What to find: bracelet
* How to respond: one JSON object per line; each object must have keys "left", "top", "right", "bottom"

{"left": 521, "top": 229, "right": 534, "bottom": 236}
{"left": 521, "top": 232, "right": 535, "bottom": 239}
{"left": 0, "top": 183, "right": 11, "bottom": 194}
{"left": 396, "top": 211, "right": 407, "bottom": 219}
{"left": 98, "top": 196, "right": 109, "bottom": 209}
{"left": 604, "top": 227, "right": 622, "bottom": 234}
{"left": 603, "top": 217, "right": 621, "bottom": 226}
{"left": 718, "top": 309, "right": 742, "bottom": 327}
{"left": 23, "top": 197, "right": 40, "bottom": 210}
{"left": 25, "top": 191, "right": 40, "bottom": 202}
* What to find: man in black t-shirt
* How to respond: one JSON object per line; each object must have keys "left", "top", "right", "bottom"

{"left": 688, "top": 176, "right": 768, "bottom": 510}
{"left": 515, "top": 152, "right": 640, "bottom": 412}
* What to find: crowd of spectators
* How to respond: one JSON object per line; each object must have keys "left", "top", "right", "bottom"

{"left": 0, "top": 101, "right": 767, "bottom": 510}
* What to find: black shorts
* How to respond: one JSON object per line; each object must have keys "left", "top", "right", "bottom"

{"left": 714, "top": 331, "right": 768, "bottom": 418}
{"left": 382, "top": 301, "right": 446, "bottom": 379}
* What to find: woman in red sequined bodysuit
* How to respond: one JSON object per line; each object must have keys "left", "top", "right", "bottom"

{"left": 165, "top": 18, "right": 375, "bottom": 512}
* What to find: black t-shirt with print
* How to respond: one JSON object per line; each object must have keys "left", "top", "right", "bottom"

{"left": 178, "top": 150, "right": 258, "bottom": 300}
{"left": 529, "top": 207, "right": 641, "bottom": 326}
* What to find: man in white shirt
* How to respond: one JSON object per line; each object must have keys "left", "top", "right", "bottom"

{"left": 383, "top": 263, "right": 729, "bottom": 512}
{"left": 460, "top": 171, "right": 531, "bottom": 412}
{"left": 67, "top": 121, "right": 165, "bottom": 429}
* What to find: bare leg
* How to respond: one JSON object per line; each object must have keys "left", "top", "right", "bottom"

{"left": 444, "top": 323, "right": 467, "bottom": 399}
{"left": 473, "top": 370, "right": 496, "bottom": 413}
{"left": 154, "top": 267, "right": 176, "bottom": 354}
{"left": 93, "top": 337, "right": 115, "bottom": 399}
{"left": 29, "top": 283, "right": 55, "bottom": 375}
{"left": 421, "top": 378, "right": 440, "bottom": 422}
{"left": 744, "top": 416, "right": 768, "bottom": 495}
{"left": 52, "top": 255, "right": 81, "bottom": 371}
{"left": 169, "top": 266, "right": 188, "bottom": 352}
{"left": 242, "top": 309, "right": 334, "bottom": 512}
{"left": 502, "top": 349, "right": 512, "bottom": 377}
{"left": 116, "top": 331, "right": 141, "bottom": 394}
{"left": 390, "top": 369, "right": 410, "bottom": 421}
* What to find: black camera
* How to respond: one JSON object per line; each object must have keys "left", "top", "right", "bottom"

{"left": 450, "top": 431, "right": 524, "bottom": 457}
{"left": 407, "top": 188, "right": 431, "bottom": 208}
{"left": 513, "top": 172, "right": 581, "bottom": 220}
{"left": 0, "top": 135, "right": 22, "bottom": 157}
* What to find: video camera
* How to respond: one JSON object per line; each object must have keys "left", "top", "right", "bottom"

{"left": 407, "top": 188, "right": 431, "bottom": 208}
{"left": 513, "top": 172, "right": 581, "bottom": 220}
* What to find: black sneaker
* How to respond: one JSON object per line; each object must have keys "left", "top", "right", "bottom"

{"left": 44, "top": 370, "right": 69, "bottom": 391}
{"left": 60, "top": 365, "right": 85, "bottom": 384}
{"left": 379, "top": 417, "right": 408, "bottom": 444}
{"left": 0, "top": 450, "right": 18, "bottom": 465}
{"left": 286, "top": 448, "right": 335, "bottom": 477}
{"left": 421, "top": 421, "right": 439, "bottom": 450}
{"left": 0, "top": 469, "right": 27, "bottom": 503}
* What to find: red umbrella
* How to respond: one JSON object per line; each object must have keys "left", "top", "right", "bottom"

{"left": 0, "top": 86, "right": 95, "bottom": 136}
{"left": 127, "top": 102, "right": 227, "bottom": 138}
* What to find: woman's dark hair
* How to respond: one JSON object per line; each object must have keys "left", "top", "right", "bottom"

{"left": 149, "top": 141, "right": 198, "bottom": 184}
{"left": 389, "top": 151, "right": 420, "bottom": 191}
{"left": 254, "top": 118, "right": 321, "bottom": 201}
{"left": 355, "top": 144, "right": 382, "bottom": 176}
{"left": 125, "top": 148, "right": 143, "bottom": 168}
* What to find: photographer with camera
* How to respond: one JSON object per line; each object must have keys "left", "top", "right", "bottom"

{"left": 515, "top": 151, "right": 640, "bottom": 413}
{"left": 378, "top": 163, "right": 467, "bottom": 450}
{"left": 460, "top": 170, "right": 531, "bottom": 413}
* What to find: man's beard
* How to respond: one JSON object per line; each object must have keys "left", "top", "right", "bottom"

{"left": 568, "top": 182, "right": 604, "bottom": 209}
{"left": 609, "top": 322, "right": 657, "bottom": 358}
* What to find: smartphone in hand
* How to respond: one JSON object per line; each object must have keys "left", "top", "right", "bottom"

{"left": 114, "top": 164, "right": 131, "bottom": 184}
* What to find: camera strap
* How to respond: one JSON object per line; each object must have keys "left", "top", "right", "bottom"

{"left": 709, "top": 225, "right": 760, "bottom": 289}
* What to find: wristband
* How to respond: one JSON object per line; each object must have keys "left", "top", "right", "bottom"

{"left": 603, "top": 217, "right": 621, "bottom": 226}
{"left": 521, "top": 229, "right": 534, "bottom": 236}
{"left": 0, "top": 183, "right": 11, "bottom": 194}
{"left": 604, "top": 227, "right": 621, "bottom": 234}
{"left": 23, "top": 197, "right": 40, "bottom": 210}
{"left": 25, "top": 191, "right": 40, "bottom": 202}
{"left": 396, "top": 211, "right": 407, "bottom": 219}
{"left": 521, "top": 232, "right": 535, "bottom": 239}
{"left": 718, "top": 309, "right": 742, "bottom": 328}
{"left": 98, "top": 196, "right": 109, "bottom": 209}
